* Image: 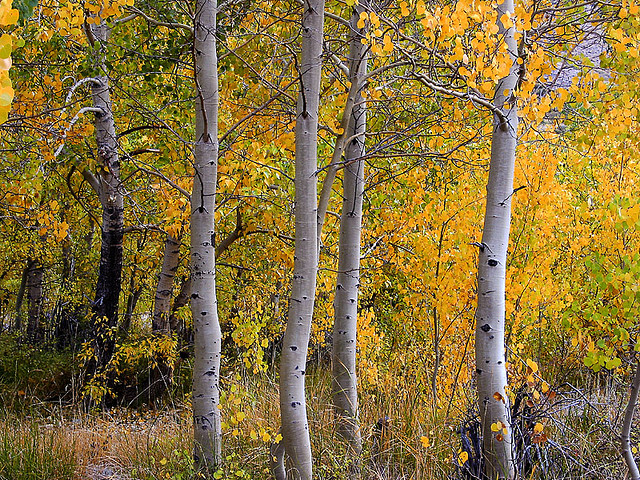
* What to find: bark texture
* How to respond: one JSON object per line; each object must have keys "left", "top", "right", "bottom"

{"left": 149, "top": 234, "right": 182, "bottom": 402}
{"left": 474, "top": 1, "right": 518, "bottom": 478}
{"left": 622, "top": 361, "right": 640, "bottom": 480}
{"left": 191, "top": 0, "right": 222, "bottom": 469}
{"left": 278, "top": 1, "right": 324, "bottom": 478}
{"left": 87, "top": 21, "right": 125, "bottom": 375}
{"left": 14, "top": 258, "right": 34, "bottom": 333}
{"left": 26, "top": 261, "right": 44, "bottom": 343}
{"left": 331, "top": 4, "right": 367, "bottom": 457}
{"left": 153, "top": 234, "right": 182, "bottom": 334}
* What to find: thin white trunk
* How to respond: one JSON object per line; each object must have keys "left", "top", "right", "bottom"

{"left": 191, "top": 0, "right": 222, "bottom": 469}
{"left": 474, "top": 0, "right": 518, "bottom": 478}
{"left": 622, "top": 360, "right": 640, "bottom": 480}
{"left": 278, "top": 1, "right": 324, "bottom": 478}
{"left": 153, "top": 234, "right": 181, "bottom": 334}
{"left": 331, "top": 4, "right": 367, "bottom": 457}
{"left": 316, "top": 68, "right": 366, "bottom": 253}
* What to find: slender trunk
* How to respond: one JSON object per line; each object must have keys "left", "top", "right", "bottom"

{"left": 26, "top": 261, "right": 44, "bottom": 343}
{"left": 149, "top": 234, "right": 182, "bottom": 403}
{"left": 154, "top": 234, "right": 182, "bottom": 333}
{"left": 14, "top": 258, "right": 34, "bottom": 333}
{"left": 191, "top": 0, "right": 222, "bottom": 469}
{"left": 474, "top": 1, "right": 518, "bottom": 478}
{"left": 85, "top": 21, "right": 125, "bottom": 376}
{"left": 278, "top": 1, "right": 324, "bottom": 478}
{"left": 622, "top": 360, "right": 640, "bottom": 480}
{"left": 331, "top": 3, "right": 367, "bottom": 458}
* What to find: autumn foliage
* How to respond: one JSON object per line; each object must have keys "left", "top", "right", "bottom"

{"left": 1, "top": 0, "right": 640, "bottom": 478}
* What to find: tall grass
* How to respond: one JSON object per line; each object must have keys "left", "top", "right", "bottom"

{"left": 0, "top": 419, "right": 76, "bottom": 480}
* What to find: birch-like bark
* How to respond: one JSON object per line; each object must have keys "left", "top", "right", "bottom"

{"left": 278, "top": 1, "right": 324, "bottom": 478}
{"left": 331, "top": 4, "right": 367, "bottom": 457}
{"left": 474, "top": 0, "right": 518, "bottom": 478}
{"left": 86, "top": 21, "right": 125, "bottom": 374}
{"left": 191, "top": 0, "right": 222, "bottom": 469}
{"left": 316, "top": 68, "right": 365, "bottom": 253}
{"left": 149, "top": 234, "right": 182, "bottom": 400}
{"left": 622, "top": 360, "right": 640, "bottom": 480}
{"left": 153, "top": 234, "right": 182, "bottom": 333}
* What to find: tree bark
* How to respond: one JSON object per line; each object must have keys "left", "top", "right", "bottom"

{"left": 149, "top": 234, "right": 182, "bottom": 402}
{"left": 331, "top": 2, "right": 367, "bottom": 459}
{"left": 85, "top": 21, "right": 125, "bottom": 377}
{"left": 26, "top": 261, "right": 44, "bottom": 343}
{"left": 474, "top": 1, "right": 518, "bottom": 478}
{"left": 154, "top": 234, "right": 182, "bottom": 334}
{"left": 622, "top": 360, "right": 640, "bottom": 480}
{"left": 191, "top": 0, "right": 222, "bottom": 470}
{"left": 14, "top": 258, "right": 34, "bottom": 333}
{"left": 278, "top": 1, "right": 324, "bottom": 478}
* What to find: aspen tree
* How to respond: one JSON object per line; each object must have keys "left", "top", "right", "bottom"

{"left": 278, "top": 0, "right": 324, "bottom": 478}
{"left": 191, "top": 0, "right": 222, "bottom": 469}
{"left": 331, "top": 1, "right": 368, "bottom": 458}
{"left": 474, "top": 0, "right": 518, "bottom": 477}
{"left": 83, "top": 20, "right": 125, "bottom": 376}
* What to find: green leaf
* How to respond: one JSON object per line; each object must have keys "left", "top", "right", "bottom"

{"left": 605, "top": 357, "right": 621, "bottom": 369}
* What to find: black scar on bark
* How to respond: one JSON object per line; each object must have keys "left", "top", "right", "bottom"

{"left": 488, "top": 259, "right": 498, "bottom": 266}
{"left": 480, "top": 324, "right": 491, "bottom": 332}
{"left": 476, "top": 368, "right": 483, "bottom": 374}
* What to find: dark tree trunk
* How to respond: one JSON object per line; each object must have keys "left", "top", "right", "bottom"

{"left": 14, "top": 258, "right": 34, "bottom": 333}
{"left": 27, "top": 262, "right": 44, "bottom": 343}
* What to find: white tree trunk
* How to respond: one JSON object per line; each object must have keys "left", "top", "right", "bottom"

{"left": 331, "top": 4, "right": 367, "bottom": 457}
{"left": 474, "top": 0, "right": 518, "bottom": 478}
{"left": 153, "top": 234, "right": 181, "bottom": 334}
{"left": 278, "top": 1, "right": 324, "bottom": 478}
{"left": 622, "top": 360, "right": 640, "bottom": 480}
{"left": 191, "top": 0, "right": 222, "bottom": 469}
{"left": 85, "top": 21, "right": 125, "bottom": 377}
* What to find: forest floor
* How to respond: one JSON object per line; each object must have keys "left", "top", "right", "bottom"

{"left": 0, "top": 372, "right": 632, "bottom": 480}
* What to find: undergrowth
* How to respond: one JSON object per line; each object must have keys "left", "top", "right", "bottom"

{"left": 0, "top": 351, "right": 635, "bottom": 479}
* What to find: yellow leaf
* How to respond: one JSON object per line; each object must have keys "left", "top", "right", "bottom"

{"left": 420, "top": 435, "right": 430, "bottom": 448}
{"left": 458, "top": 450, "right": 469, "bottom": 464}
{"left": 526, "top": 358, "right": 538, "bottom": 374}
{"left": 357, "top": 12, "right": 367, "bottom": 29}
{"left": 159, "top": 458, "right": 168, "bottom": 465}
{"left": 533, "top": 423, "right": 543, "bottom": 434}
{"left": 500, "top": 12, "right": 514, "bottom": 29}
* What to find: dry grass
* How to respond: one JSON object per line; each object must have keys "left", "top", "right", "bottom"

{"left": 0, "top": 369, "right": 635, "bottom": 480}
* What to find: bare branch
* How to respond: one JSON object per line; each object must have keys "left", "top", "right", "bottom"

{"left": 125, "top": 6, "right": 194, "bottom": 33}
